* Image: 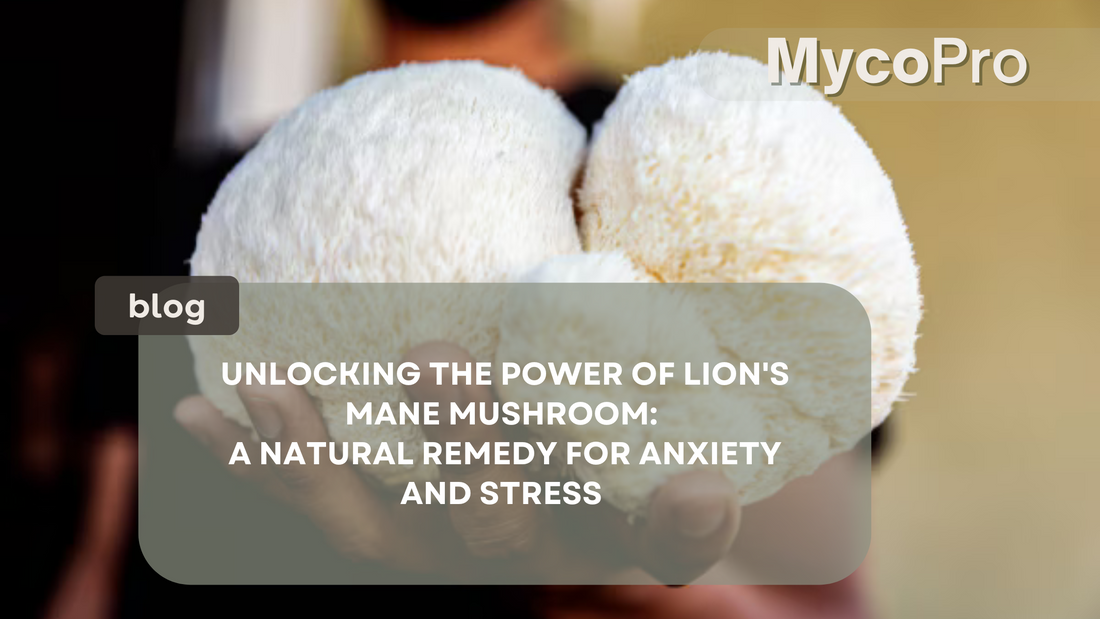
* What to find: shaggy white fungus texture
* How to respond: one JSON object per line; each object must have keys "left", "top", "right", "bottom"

{"left": 500, "top": 53, "right": 921, "bottom": 515}
{"left": 188, "top": 61, "right": 586, "bottom": 488}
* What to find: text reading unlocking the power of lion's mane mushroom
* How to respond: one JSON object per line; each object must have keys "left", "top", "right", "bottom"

{"left": 219, "top": 360, "right": 789, "bottom": 505}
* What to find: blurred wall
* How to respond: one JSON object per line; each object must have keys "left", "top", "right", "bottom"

{"left": 176, "top": 0, "right": 343, "bottom": 154}
{"left": 598, "top": 2, "right": 1099, "bottom": 618}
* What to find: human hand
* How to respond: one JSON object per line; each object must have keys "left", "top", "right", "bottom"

{"left": 174, "top": 341, "right": 742, "bottom": 584}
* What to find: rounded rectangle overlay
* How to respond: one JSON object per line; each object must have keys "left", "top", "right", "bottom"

{"left": 139, "top": 282, "right": 873, "bottom": 585}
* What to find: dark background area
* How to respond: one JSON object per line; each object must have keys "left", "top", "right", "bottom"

{"left": 7, "top": 2, "right": 440, "bottom": 616}
{"left": 8, "top": 2, "right": 218, "bottom": 616}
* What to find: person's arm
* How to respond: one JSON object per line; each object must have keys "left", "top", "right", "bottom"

{"left": 44, "top": 426, "right": 137, "bottom": 619}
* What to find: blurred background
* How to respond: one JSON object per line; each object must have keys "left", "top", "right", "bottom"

{"left": 7, "top": 1, "right": 1098, "bottom": 618}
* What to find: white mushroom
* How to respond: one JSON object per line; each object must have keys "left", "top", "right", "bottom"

{"left": 188, "top": 60, "right": 586, "bottom": 489}
{"left": 500, "top": 52, "right": 922, "bottom": 515}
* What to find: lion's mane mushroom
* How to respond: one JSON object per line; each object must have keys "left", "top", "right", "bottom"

{"left": 498, "top": 53, "right": 921, "bottom": 516}
{"left": 187, "top": 61, "right": 586, "bottom": 488}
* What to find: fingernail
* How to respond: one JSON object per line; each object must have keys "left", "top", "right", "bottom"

{"left": 674, "top": 499, "right": 727, "bottom": 539}
{"left": 244, "top": 396, "right": 282, "bottom": 439}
